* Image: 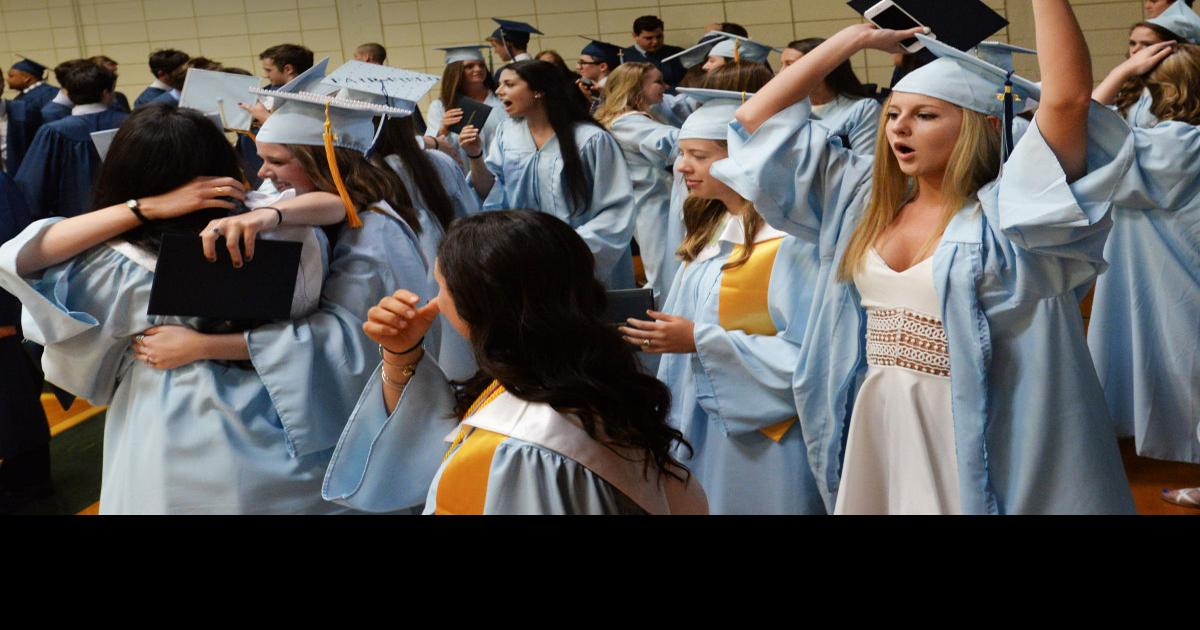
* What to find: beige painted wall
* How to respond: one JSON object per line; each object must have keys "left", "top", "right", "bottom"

{"left": 0, "top": 0, "right": 1150, "bottom": 109}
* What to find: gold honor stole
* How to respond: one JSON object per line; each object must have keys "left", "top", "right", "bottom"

{"left": 434, "top": 382, "right": 709, "bottom": 515}
{"left": 717, "top": 237, "right": 797, "bottom": 443}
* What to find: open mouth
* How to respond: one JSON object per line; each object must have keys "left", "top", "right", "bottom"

{"left": 893, "top": 143, "right": 916, "bottom": 158}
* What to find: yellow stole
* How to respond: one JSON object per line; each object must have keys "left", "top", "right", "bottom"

{"left": 717, "top": 237, "right": 797, "bottom": 443}
{"left": 434, "top": 381, "right": 507, "bottom": 515}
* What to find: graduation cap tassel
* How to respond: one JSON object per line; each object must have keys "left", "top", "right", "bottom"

{"left": 1002, "top": 70, "right": 1016, "bottom": 163}
{"left": 733, "top": 41, "right": 741, "bottom": 65}
{"left": 324, "top": 101, "right": 364, "bottom": 229}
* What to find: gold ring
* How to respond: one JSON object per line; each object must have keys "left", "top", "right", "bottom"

{"left": 643, "top": 338, "right": 652, "bottom": 349}
{"left": 135, "top": 334, "right": 145, "bottom": 344}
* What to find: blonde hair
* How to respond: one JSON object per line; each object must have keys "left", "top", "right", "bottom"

{"left": 595, "top": 62, "right": 658, "bottom": 127}
{"left": 836, "top": 97, "right": 1000, "bottom": 282}
{"left": 1147, "top": 43, "right": 1200, "bottom": 124}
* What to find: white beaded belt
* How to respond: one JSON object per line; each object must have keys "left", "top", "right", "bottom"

{"left": 865, "top": 308, "right": 950, "bottom": 377}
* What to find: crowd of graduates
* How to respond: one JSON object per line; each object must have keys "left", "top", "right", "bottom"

{"left": 0, "top": 0, "right": 1197, "bottom": 515}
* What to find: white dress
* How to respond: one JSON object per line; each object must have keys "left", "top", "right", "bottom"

{"left": 834, "top": 249, "right": 961, "bottom": 515}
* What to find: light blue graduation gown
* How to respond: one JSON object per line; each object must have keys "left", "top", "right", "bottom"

{"left": 1117, "top": 88, "right": 1158, "bottom": 129}
{"left": 425, "top": 92, "right": 509, "bottom": 168}
{"left": 609, "top": 112, "right": 679, "bottom": 302}
{"left": 811, "top": 95, "right": 881, "bottom": 157}
{"left": 0, "top": 219, "right": 345, "bottom": 514}
{"left": 324, "top": 356, "right": 707, "bottom": 514}
{"left": 655, "top": 219, "right": 825, "bottom": 514}
{"left": 712, "top": 100, "right": 1137, "bottom": 514}
{"left": 245, "top": 206, "right": 431, "bottom": 465}
{"left": 384, "top": 151, "right": 479, "bottom": 382}
{"left": 1087, "top": 119, "right": 1200, "bottom": 463}
{"left": 480, "top": 118, "right": 637, "bottom": 288}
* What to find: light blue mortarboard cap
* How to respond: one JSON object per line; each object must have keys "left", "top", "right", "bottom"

{"left": 254, "top": 57, "right": 411, "bottom": 154}
{"left": 662, "top": 32, "right": 727, "bottom": 69}
{"left": 435, "top": 45, "right": 487, "bottom": 65}
{"left": 706, "top": 32, "right": 780, "bottom": 64}
{"left": 677, "top": 87, "right": 753, "bottom": 140}
{"left": 894, "top": 34, "right": 1041, "bottom": 160}
{"left": 252, "top": 57, "right": 412, "bottom": 228}
{"left": 1149, "top": 0, "right": 1200, "bottom": 43}
{"left": 975, "top": 41, "right": 1037, "bottom": 73}
{"left": 321, "top": 60, "right": 439, "bottom": 112}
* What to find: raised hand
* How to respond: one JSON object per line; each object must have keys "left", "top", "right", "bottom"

{"left": 363, "top": 290, "right": 441, "bottom": 354}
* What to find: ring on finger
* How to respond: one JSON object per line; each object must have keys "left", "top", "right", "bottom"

{"left": 643, "top": 338, "right": 652, "bottom": 349}
{"left": 211, "top": 226, "right": 222, "bottom": 234}
{"left": 135, "top": 334, "right": 145, "bottom": 344}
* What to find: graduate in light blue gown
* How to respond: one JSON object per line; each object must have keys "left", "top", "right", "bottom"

{"left": 121, "top": 60, "right": 434, "bottom": 511}
{"left": 15, "top": 63, "right": 128, "bottom": 219}
{"left": 621, "top": 89, "right": 824, "bottom": 515}
{"left": 327, "top": 59, "right": 482, "bottom": 383}
{"left": 0, "top": 106, "right": 353, "bottom": 513}
{"left": 781, "top": 38, "right": 881, "bottom": 157}
{"left": 596, "top": 62, "right": 679, "bottom": 303}
{"left": 715, "top": 7, "right": 1136, "bottom": 514}
{"left": 463, "top": 60, "right": 637, "bottom": 288}
{"left": 1085, "top": 35, "right": 1200, "bottom": 464}
{"left": 323, "top": 211, "right": 707, "bottom": 515}
{"left": 425, "top": 46, "right": 508, "bottom": 168}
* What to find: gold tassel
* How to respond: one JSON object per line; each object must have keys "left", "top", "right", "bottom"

{"left": 324, "top": 101, "right": 362, "bottom": 229}
{"left": 733, "top": 41, "right": 741, "bottom": 65}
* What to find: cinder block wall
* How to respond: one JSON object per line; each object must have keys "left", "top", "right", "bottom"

{"left": 0, "top": 0, "right": 1146, "bottom": 110}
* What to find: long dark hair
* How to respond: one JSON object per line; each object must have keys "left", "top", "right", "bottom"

{"left": 789, "top": 38, "right": 870, "bottom": 99}
{"left": 440, "top": 211, "right": 691, "bottom": 481}
{"left": 505, "top": 60, "right": 606, "bottom": 214}
{"left": 286, "top": 144, "right": 421, "bottom": 235}
{"left": 91, "top": 103, "right": 243, "bottom": 252}
{"left": 438, "top": 59, "right": 497, "bottom": 109}
{"left": 372, "top": 115, "right": 455, "bottom": 230}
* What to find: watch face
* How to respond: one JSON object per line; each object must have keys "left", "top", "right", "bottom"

{"left": 126, "top": 199, "right": 137, "bottom": 209}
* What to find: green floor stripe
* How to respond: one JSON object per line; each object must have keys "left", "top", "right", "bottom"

{"left": 13, "top": 412, "right": 105, "bottom": 515}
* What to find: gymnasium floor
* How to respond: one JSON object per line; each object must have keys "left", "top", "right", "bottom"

{"left": 15, "top": 394, "right": 1200, "bottom": 516}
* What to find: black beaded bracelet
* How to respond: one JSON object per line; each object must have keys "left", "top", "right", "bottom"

{"left": 466, "top": 151, "right": 483, "bottom": 160}
{"left": 379, "top": 337, "right": 424, "bottom": 364}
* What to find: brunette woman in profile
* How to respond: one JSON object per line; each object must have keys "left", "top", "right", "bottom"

{"left": 323, "top": 210, "right": 709, "bottom": 515}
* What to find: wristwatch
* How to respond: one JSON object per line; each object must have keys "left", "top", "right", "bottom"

{"left": 126, "top": 199, "right": 150, "bottom": 224}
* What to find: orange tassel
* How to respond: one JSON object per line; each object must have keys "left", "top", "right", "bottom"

{"left": 324, "top": 101, "right": 362, "bottom": 229}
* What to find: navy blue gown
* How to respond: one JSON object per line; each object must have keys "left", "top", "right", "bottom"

{"left": 14, "top": 109, "right": 129, "bottom": 219}
{"left": 3, "top": 100, "right": 40, "bottom": 176}
{"left": 133, "top": 87, "right": 168, "bottom": 109}
{"left": 0, "top": 172, "right": 48, "bottom": 465}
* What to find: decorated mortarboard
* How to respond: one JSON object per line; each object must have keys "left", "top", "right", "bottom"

{"left": 894, "top": 34, "right": 1041, "bottom": 160}
{"left": 435, "top": 45, "right": 488, "bottom": 65}
{"left": 1149, "top": 0, "right": 1200, "bottom": 44}
{"left": 846, "top": 0, "right": 1008, "bottom": 53}
{"left": 178, "top": 68, "right": 262, "bottom": 131}
{"left": 706, "top": 32, "right": 780, "bottom": 65}
{"left": 489, "top": 18, "right": 543, "bottom": 47}
{"left": 253, "top": 57, "right": 411, "bottom": 228}
{"left": 12, "top": 54, "right": 47, "bottom": 78}
{"left": 579, "top": 37, "right": 624, "bottom": 68}
{"left": 676, "top": 87, "right": 754, "bottom": 140}
{"left": 663, "top": 32, "right": 729, "bottom": 69}
{"left": 321, "top": 60, "right": 439, "bottom": 111}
